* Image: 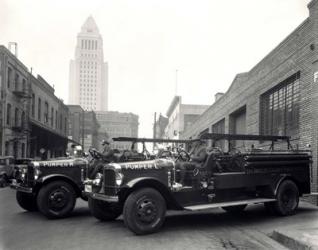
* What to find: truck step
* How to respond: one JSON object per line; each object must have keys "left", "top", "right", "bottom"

{"left": 184, "top": 198, "right": 276, "bottom": 211}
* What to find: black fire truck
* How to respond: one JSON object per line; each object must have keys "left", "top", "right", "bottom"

{"left": 85, "top": 133, "right": 312, "bottom": 235}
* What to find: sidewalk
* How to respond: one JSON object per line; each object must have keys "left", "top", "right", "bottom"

{"left": 268, "top": 201, "right": 318, "bottom": 250}
{"left": 271, "top": 228, "right": 318, "bottom": 250}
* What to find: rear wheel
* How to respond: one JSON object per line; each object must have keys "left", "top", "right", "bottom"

{"left": 16, "top": 191, "right": 38, "bottom": 211}
{"left": 222, "top": 204, "right": 247, "bottom": 214}
{"left": 88, "top": 197, "right": 122, "bottom": 221}
{"left": 123, "top": 188, "right": 166, "bottom": 235}
{"left": 273, "top": 180, "right": 299, "bottom": 216}
{"left": 37, "top": 180, "right": 76, "bottom": 219}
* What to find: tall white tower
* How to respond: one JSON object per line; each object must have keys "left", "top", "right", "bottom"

{"left": 69, "top": 16, "right": 108, "bottom": 111}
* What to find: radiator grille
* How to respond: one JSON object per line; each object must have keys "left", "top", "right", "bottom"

{"left": 103, "top": 168, "right": 116, "bottom": 196}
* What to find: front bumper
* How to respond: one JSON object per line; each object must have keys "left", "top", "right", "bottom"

{"left": 10, "top": 180, "right": 33, "bottom": 193}
{"left": 84, "top": 182, "right": 119, "bottom": 202}
{"left": 90, "top": 193, "right": 119, "bottom": 202}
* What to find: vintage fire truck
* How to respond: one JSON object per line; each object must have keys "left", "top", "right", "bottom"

{"left": 9, "top": 137, "right": 184, "bottom": 219}
{"left": 85, "top": 133, "right": 312, "bottom": 235}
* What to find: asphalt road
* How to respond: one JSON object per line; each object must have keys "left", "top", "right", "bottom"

{"left": 1, "top": 188, "right": 318, "bottom": 250}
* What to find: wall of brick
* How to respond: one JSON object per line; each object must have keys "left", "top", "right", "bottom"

{"left": 181, "top": 1, "right": 318, "bottom": 202}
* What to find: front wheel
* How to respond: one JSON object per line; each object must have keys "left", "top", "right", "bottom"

{"left": 88, "top": 197, "right": 122, "bottom": 221}
{"left": 16, "top": 191, "right": 38, "bottom": 211}
{"left": 37, "top": 180, "right": 76, "bottom": 219}
{"left": 273, "top": 180, "right": 299, "bottom": 216}
{"left": 123, "top": 188, "right": 166, "bottom": 235}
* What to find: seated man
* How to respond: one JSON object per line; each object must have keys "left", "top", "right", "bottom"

{"left": 178, "top": 140, "right": 208, "bottom": 185}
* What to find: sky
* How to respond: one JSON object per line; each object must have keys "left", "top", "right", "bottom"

{"left": 0, "top": 0, "right": 310, "bottom": 138}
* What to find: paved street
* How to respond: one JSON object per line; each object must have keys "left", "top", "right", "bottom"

{"left": 1, "top": 188, "right": 318, "bottom": 250}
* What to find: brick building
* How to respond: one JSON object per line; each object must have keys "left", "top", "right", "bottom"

{"left": 0, "top": 46, "right": 30, "bottom": 158}
{"left": 83, "top": 111, "right": 100, "bottom": 152}
{"left": 0, "top": 45, "right": 70, "bottom": 159}
{"left": 181, "top": 0, "right": 318, "bottom": 200}
{"left": 67, "top": 105, "right": 84, "bottom": 146}
{"left": 95, "top": 111, "right": 139, "bottom": 150}
{"left": 29, "top": 74, "right": 69, "bottom": 158}
{"left": 164, "top": 96, "right": 209, "bottom": 139}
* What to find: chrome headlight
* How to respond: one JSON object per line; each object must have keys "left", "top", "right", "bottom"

{"left": 115, "top": 172, "right": 124, "bottom": 186}
{"left": 92, "top": 173, "right": 103, "bottom": 186}
{"left": 34, "top": 168, "right": 41, "bottom": 180}
{"left": 21, "top": 167, "right": 28, "bottom": 180}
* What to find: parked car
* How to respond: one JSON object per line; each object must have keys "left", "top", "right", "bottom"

{"left": 0, "top": 156, "right": 15, "bottom": 187}
{"left": 85, "top": 133, "right": 312, "bottom": 235}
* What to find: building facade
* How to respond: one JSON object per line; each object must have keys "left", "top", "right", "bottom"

{"left": 0, "top": 46, "right": 30, "bottom": 158}
{"left": 29, "top": 74, "right": 69, "bottom": 159}
{"left": 0, "top": 45, "right": 70, "bottom": 159}
{"left": 164, "top": 96, "right": 209, "bottom": 139}
{"left": 154, "top": 113, "right": 168, "bottom": 139}
{"left": 181, "top": 0, "right": 318, "bottom": 201}
{"left": 67, "top": 105, "right": 84, "bottom": 146}
{"left": 68, "top": 16, "right": 108, "bottom": 111}
{"left": 95, "top": 111, "right": 139, "bottom": 150}
{"left": 82, "top": 111, "right": 100, "bottom": 152}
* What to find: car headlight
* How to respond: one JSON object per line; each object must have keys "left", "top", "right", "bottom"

{"left": 34, "top": 168, "right": 41, "bottom": 180}
{"left": 92, "top": 173, "right": 103, "bottom": 186}
{"left": 115, "top": 172, "right": 123, "bottom": 186}
{"left": 21, "top": 167, "right": 27, "bottom": 180}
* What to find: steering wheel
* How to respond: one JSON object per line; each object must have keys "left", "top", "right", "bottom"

{"left": 88, "top": 148, "right": 103, "bottom": 159}
{"left": 176, "top": 149, "right": 191, "bottom": 161}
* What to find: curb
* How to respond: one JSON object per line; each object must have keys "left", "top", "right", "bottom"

{"left": 271, "top": 230, "right": 316, "bottom": 250}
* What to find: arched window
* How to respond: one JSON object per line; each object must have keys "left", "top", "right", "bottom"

{"left": 15, "top": 108, "right": 19, "bottom": 126}
{"left": 21, "top": 111, "right": 25, "bottom": 128}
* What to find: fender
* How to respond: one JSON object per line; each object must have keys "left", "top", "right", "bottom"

{"left": 124, "top": 177, "right": 167, "bottom": 189}
{"left": 37, "top": 174, "right": 80, "bottom": 186}
{"left": 273, "top": 174, "right": 291, "bottom": 196}
{"left": 121, "top": 177, "right": 182, "bottom": 210}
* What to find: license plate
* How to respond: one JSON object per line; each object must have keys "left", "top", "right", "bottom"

{"left": 85, "top": 185, "right": 92, "bottom": 193}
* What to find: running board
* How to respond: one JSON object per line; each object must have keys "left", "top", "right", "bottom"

{"left": 184, "top": 198, "right": 276, "bottom": 211}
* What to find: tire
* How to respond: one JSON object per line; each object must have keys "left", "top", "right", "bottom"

{"left": 16, "top": 191, "right": 38, "bottom": 212}
{"left": 88, "top": 197, "right": 122, "bottom": 221}
{"left": 37, "top": 180, "right": 76, "bottom": 219}
{"left": 273, "top": 180, "right": 299, "bottom": 216}
{"left": 123, "top": 188, "right": 166, "bottom": 235}
{"left": 222, "top": 204, "right": 247, "bottom": 214}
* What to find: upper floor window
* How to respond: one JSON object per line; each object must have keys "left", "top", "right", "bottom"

{"left": 31, "top": 94, "right": 35, "bottom": 117}
{"left": 6, "top": 103, "right": 11, "bottom": 125}
{"left": 38, "top": 98, "right": 41, "bottom": 121}
{"left": 260, "top": 72, "right": 300, "bottom": 136}
{"left": 14, "top": 108, "right": 19, "bottom": 126}
{"left": 44, "top": 102, "right": 49, "bottom": 123}
{"left": 51, "top": 107, "right": 54, "bottom": 127}
{"left": 7, "top": 67, "right": 12, "bottom": 89}
{"left": 15, "top": 73, "right": 19, "bottom": 90}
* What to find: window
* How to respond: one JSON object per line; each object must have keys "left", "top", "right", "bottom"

{"left": 14, "top": 108, "right": 19, "bottom": 126}
{"left": 31, "top": 94, "right": 35, "bottom": 117}
{"left": 21, "top": 111, "right": 25, "bottom": 128}
{"left": 260, "top": 72, "right": 300, "bottom": 136}
{"left": 51, "top": 107, "right": 54, "bottom": 126}
{"left": 38, "top": 98, "right": 41, "bottom": 121}
{"left": 55, "top": 111, "right": 58, "bottom": 129}
{"left": 44, "top": 101, "right": 49, "bottom": 123}
{"left": 7, "top": 67, "right": 12, "bottom": 88}
{"left": 22, "top": 79, "right": 26, "bottom": 91}
{"left": 15, "top": 73, "right": 19, "bottom": 90}
{"left": 6, "top": 103, "right": 11, "bottom": 125}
